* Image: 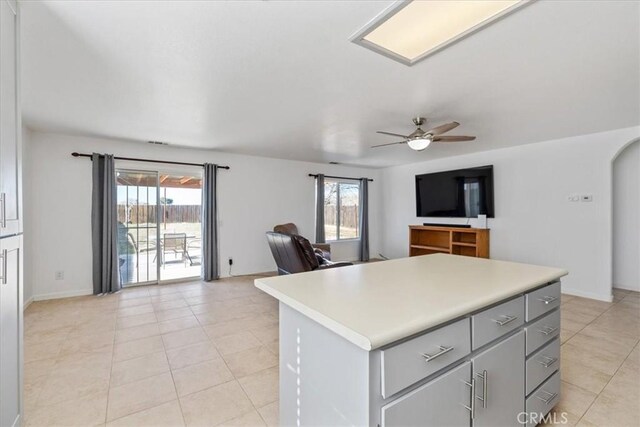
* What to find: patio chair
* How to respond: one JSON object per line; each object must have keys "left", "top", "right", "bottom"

{"left": 161, "top": 233, "right": 188, "bottom": 266}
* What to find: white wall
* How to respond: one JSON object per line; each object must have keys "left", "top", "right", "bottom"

{"left": 24, "top": 131, "right": 381, "bottom": 300}
{"left": 613, "top": 140, "right": 640, "bottom": 291}
{"left": 381, "top": 127, "right": 640, "bottom": 302}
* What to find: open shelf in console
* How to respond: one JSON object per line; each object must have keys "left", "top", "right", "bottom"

{"left": 409, "top": 226, "right": 490, "bottom": 259}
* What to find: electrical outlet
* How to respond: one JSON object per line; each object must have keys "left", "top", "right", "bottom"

{"left": 228, "top": 258, "right": 233, "bottom": 266}
{"left": 55, "top": 271, "right": 64, "bottom": 280}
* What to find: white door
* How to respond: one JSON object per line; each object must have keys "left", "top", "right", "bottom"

{"left": 0, "top": 0, "right": 21, "bottom": 236}
{"left": 0, "top": 235, "right": 22, "bottom": 427}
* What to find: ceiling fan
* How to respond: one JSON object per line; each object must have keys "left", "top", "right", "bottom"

{"left": 372, "top": 117, "right": 475, "bottom": 151}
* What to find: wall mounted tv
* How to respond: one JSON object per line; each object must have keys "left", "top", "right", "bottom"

{"left": 415, "top": 165, "right": 494, "bottom": 218}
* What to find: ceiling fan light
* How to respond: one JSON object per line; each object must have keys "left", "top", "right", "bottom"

{"left": 407, "top": 136, "right": 432, "bottom": 151}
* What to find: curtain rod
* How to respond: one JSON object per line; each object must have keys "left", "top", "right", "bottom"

{"left": 71, "top": 152, "right": 230, "bottom": 169}
{"left": 308, "top": 173, "right": 373, "bottom": 182}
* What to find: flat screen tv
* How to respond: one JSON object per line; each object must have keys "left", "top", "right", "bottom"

{"left": 415, "top": 165, "right": 494, "bottom": 218}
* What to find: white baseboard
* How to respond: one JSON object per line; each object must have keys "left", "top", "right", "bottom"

{"left": 612, "top": 284, "right": 640, "bottom": 292}
{"left": 23, "top": 296, "right": 34, "bottom": 310}
{"left": 561, "top": 287, "right": 613, "bottom": 302}
{"left": 33, "top": 289, "right": 93, "bottom": 301}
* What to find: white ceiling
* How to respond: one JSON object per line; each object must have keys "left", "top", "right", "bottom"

{"left": 21, "top": 1, "right": 640, "bottom": 168}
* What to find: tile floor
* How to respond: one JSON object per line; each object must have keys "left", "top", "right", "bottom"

{"left": 23, "top": 276, "right": 639, "bottom": 426}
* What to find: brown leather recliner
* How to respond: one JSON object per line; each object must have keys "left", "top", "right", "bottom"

{"left": 273, "top": 223, "right": 331, "bottom": 260}
{"left": 266, "top": 232, "right": 352, "bottom": 275}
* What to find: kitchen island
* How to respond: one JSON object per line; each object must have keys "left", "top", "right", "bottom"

{"left": 255, "top": 254, "right": 568, "bottom": 427}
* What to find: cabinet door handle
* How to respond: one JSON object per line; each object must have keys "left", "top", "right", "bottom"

{"left": 421, "top": 345, "right": 453, "bottom": 362}
{"left": 537, "top": 356, "right": 558, "bottom": 368}
{"left": 537, "top": 296, "right": 558, "bottom": 305}
{"left": 462, "top": 378, "right": 476, "bottom": 419}
{"left": 492, "top": 315, "right": 518, "bottom": 326}
{"left": 0, "top": 193, "right": 5, "bottom": 228}
{"left": 537, "top": 326, "right": 558, "bottom": 336}
{"left": 0, "top": 249, "right": 7, "bottom": 285}
{"left": 475, "top": 370, "right": 488, "bottom": 408}
{"left": 536, "top": 390, "right": 557, "bottom": 405}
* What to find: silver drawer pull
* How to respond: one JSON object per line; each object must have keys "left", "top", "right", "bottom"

{"left": 0, "top": 193, "right": 5, "bottom": 228}
{"left": 462, "top": 378, "right": 476, "bottom": 419}
{"left": 537, "top": 355, "right": 558, "bottom": 368}
{"left": 492, "top": 314, "right": 518, "bottom": 326}
{"left": 475, "top": 370, "right": 488, "bottom": 408}
{"left": 421, "top": 345, "right": 453, "bottom": 362}
{"left": 537, "top": 326, "right": 558, "bottom": 336}
{"left": 536, "top": 390, "right": 558, "bottom": 405}
{"left": 0, "top": 249, "right": 6, "bottom": 285}
{"left": 537, "top": 296, "right": 558, "bottom": 305}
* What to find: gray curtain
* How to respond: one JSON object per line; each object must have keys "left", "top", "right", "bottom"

{"left": 202, "top": 164, "right": 219, "bottom": 281}
{"left": 315, "top": 174, "right": 325, "bottom": 243}
{"left": 91, "top": 153, "right": 120, "bottom": 294}
{"left": 359, "top": 178, "right": 369, "bottom": 262}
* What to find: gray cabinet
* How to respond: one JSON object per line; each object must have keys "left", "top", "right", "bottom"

{"left": 472, "top": 331, "right": 525, "bottom": 426}
{"left": 0, "top": 235, "right": 21, "bottom": 427}
{"left": 0, "top": 0, "right": 20, "bottom": 235}
{"left": 382, "top": 362, "right": 472, "bottom": 427}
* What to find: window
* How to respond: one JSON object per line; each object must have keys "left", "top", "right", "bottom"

{"left": 324, "top": 180, "right": 360, "bottom": 241}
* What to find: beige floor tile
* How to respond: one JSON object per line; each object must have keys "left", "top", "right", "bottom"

{"left": 26, "top": 391, "right": 108, "bottom": 427}
{"left": 117, "top": 304, "right": 155, "bottom": 318}
{"left": 116, "top": 312, "right": 157, "bottom": 330}
{"left": 238, "top": 366, "right": 278, "bottom": 407}
{"left": 153, "top": 299, "right": 188, "bottom": 312}
{"left": 107, "top": 372, "right": 177, "bottom": 421}
{"left": 24, "top": 358, "right": 56, "bottom": 386}
{"left": 162, "top": 327, "right": 209, "bottom": 350}
{"left": 172, "top": 359, "right": 234, "bottom": 397}
{"left": 250, "top": 326, "right": 278, "bottom": 345}
{"left": 158, "top": 315, "right": 200, "bottom": 334}
{"left": 151, "top": 293, "right": 185, "bottom": 304}
{"left": 223, "top": 346, "right": 278, "bottom": 379}
{"left": 113, "top": 336, "right": 165, "bottom": 362}
{"left": 105, "top": 400, "right": 185, "bottom": 427}
{"left": 155, "top": 307, "right": 194, "bottom": 322}
{"left": 580, "top": 392, "right": 640, "bottom": 427}
{"left": 214, "top": 331, "right": 262, "bottom": 356}
{"left": 257, "top": 401, "right": 279, "bottom": 427}
{"left": 37, "top": 367, "right": 111, "bottom": 407}
{"left": 166, "top": 341, "right": 222, "bottom": 370}
{"left": 111, "top": 351, "right": 170, "bottom": 387}
{"left": 561, "top": 342, "right": 627, "bottom": 376}
{"left": 118, "top": 297, "right": 152, "bottom": 308}
{"left": 24, "top": 340, "right": 64, "bottom": 363}
{"left": 179, "top": 381, "right": 254, "bottom": 426}
{"left": 219, "top": 410, "right": 266, "bottom": 426}
{"left": 561, "top": 357, "right": 612, "bottom": 395}
{"left": 59, "top": 331, "right": 115, "bottom": 355}
{"left": 554, "top": 381, "right": 598, "bottom": 425}
{"left": 115, "top": 323, "right": 161, "bottom": 343}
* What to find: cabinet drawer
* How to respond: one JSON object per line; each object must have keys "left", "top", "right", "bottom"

{"left": 526, "top": 338, "right": 560, "bottom": 395}
{"left": 381, "top": 318, "right": 471, "bottom": 398}
{"left": 472, "top": 296, "right": 524, "bottom": 349}
{"left": 526, "top": 282, "right": 561, "bottom": 321}
{"left": 525, "top": 310, "right": 560, "bottom": 355}
{"left": 525, "top": 371, "right": 561, "bottom": 427}
{"left": 382, "top": 362, "right": 471, "bottom": 427}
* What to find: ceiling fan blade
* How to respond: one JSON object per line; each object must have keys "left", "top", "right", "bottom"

{"left": 433, "top": 135, "right": 476, "bottom": 142}
{"left": 376, "top": 131, "right": 411, "bottom": 138}
{"left": 371, "top": 141, "right": 407, "bottom": 148}
{"left": 427, "top": 121, "right": 460, "bottom": 135}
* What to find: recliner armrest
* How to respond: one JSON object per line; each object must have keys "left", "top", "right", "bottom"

{"left": 318, "top": 262, "right": 353, "bottom": 270}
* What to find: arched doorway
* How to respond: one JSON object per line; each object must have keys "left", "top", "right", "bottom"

{"left": 612, "top": 139, "right": 640, "bottom": 292}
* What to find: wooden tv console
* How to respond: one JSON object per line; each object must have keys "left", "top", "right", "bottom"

{"left": 409, "top": 225, "right": 490, "bottom": 258}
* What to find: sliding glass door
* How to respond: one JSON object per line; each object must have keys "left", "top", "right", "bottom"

{"left": 116, "top": 168, "right": 203, "bottom": 287}
{"left": 116, "top": 170, "right": 160, "bottom": 286}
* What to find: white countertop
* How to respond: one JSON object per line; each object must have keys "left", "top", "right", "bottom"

{"left": 254, "top": 254, "right": 567, "bottom": 351}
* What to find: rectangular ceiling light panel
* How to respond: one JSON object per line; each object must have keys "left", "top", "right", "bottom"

{"left": 351, "top": 0, "right": 530, "bottom": 66}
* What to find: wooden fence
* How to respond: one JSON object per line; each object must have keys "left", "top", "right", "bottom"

{"left": 117, "top": 205, "right": 201, "bottom": 224}
{"left": 324, "top": 205, "right": 359, "bottom": 229}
